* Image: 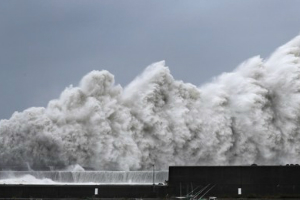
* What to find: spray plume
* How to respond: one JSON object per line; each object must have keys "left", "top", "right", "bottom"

{"left": 1, "top": 35, "right": 300, "bottom": 170}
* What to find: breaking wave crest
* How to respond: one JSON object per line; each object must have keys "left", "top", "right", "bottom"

{"left": 1, "top": 35, "right": 300, "bottom": 170}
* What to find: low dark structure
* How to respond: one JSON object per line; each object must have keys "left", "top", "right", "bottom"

{"left": 0, "top": 184, "right": 168, "bottom": 199}
{"left": 169, "top": 165, "right": 300, "bottom": 198}
{"left": 1, "top": 165, "right": 300, "bottom": 198}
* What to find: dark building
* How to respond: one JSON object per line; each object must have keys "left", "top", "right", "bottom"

{"left": 1, "top": 165, "right": 300, "bottom": 198}
{"left": 169, "top": 165, "right": 300, "bottom": 198}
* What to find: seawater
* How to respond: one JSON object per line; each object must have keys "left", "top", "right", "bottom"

{"left": 0, "top": 171, "right": 168, "bottom": 184}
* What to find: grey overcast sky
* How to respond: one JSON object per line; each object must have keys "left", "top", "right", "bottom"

{"left": 0, "top": 0, "right": 300, "bottom": 120}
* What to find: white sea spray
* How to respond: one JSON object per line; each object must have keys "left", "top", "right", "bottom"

{"left": 1, "top": 36, "right": 300, "bottom": 170}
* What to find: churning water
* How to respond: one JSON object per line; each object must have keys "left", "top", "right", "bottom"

{"left": 0, "top": 171, "right": 168, "bottom": 185}
{"left": 1, "top": 35, "right": 300, "bottom": 171}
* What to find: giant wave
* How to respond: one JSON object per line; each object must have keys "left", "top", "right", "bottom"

{"left": 1, "top": 35, "right": 300, "bottom": 170}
